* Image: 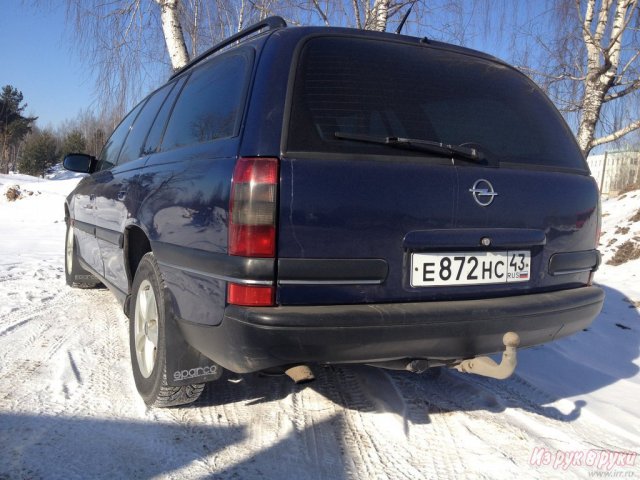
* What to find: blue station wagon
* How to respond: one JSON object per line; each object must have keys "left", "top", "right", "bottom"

{"left": 63, "top": 17, "right": 604, "bottom": 406}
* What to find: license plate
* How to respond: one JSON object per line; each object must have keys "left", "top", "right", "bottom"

{"left": 410, "top": 251, "right": 531, "bottom": 287}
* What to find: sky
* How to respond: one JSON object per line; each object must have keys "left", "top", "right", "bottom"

{"left": 0, "top": 1, "right": 536, "bottom": 131}
{"left": 0, "top": 2, "right": 97, "bottom": 129}
{"left": 1, "top": 0, "right": 636, "bottom": 153}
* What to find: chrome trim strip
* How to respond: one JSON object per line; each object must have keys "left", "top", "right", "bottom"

{"left": 278, "top": 279, "right": 383, "bottom": 285}
{"left": 158, "top": 261, "right": 274, "bottom": 286}
{"left": 552, "top": 268, "right": 593, "bottom": 276}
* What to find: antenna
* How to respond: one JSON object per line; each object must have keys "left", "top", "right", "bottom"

{"left": 395, "top": 2, "right": 414, "bottom": 35}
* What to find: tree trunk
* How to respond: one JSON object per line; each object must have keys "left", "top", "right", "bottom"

{"left": 576, "top": 73, "right": 610, "bottom": 154}
{"left": 156, "top": 0, "right": 190, "bottom": 71}
{"left": 366, "top": 0, "right": 390, "bottom": 31}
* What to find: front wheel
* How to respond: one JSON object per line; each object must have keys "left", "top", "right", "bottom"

{"left": 129, "top": 252, "right": 204, "bottom": 407}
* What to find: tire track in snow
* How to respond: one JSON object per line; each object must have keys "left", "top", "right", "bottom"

{"left": 387, "top": 368, "right": 638, "bottom": 479}
{"left": 0, "top": 289, "right": 71, "bottom": 337}
{"left": 59, "top": 289, "right": 137, "bottom": 420}
{"left": 0, "top": 288, "right": 125, "bottom": 412}
{"left": 333, "top": 366, "right": 468, "bottom": 480}
{"left": 388, "top": 370, "right": 541, "bottom": 479}
{"left": 459, "top": 372, "right": 639, "bottom": 456}
{"left": 160, "top": 371, "right": 344, "bottom": 479}
{"left": 286, "top": 368, "right": 345, "bottom": 480}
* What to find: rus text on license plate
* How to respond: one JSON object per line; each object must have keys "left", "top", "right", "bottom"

{"left": 410, "top": 251, "right": 531, "bottom": 287}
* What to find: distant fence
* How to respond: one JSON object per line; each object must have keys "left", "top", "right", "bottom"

{"left": 587, "top": 151, "right": 640, "bottom": 195}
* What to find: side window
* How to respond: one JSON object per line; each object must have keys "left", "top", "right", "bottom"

{"left": 160, "top": 52, "right": 251, "bottom": 151}
{"left": 97, "top": 102, "right": 144, "bottom": 171}
{"left": 143, "top": 76, "right": 186, "bottom": 155}
{"left": 117, "top": 82, "right": 175, "bottom": 165}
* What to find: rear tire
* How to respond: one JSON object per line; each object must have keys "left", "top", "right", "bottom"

{"left": 129, "top": 252, "right": 204, "bottom": 407}
{"left": 65, "top": 221, "right": 99, "bottom": 288}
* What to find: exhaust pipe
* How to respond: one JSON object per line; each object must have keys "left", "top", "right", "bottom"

{"left": 284, "top": 365, "right": 315, "bottom": 384}
{"left": 453, "top": 332, "right": 520, "bottom": 380}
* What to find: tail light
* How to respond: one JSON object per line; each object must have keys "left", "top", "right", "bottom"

{"left": 228, "top": 157, "right": 278, "bottom": 306}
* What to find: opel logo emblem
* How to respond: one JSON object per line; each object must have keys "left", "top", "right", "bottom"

{"left": 469, "top": 179, "right": 498, "bottom": 207}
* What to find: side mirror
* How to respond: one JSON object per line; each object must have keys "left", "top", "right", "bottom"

{"left": 63, "top": 153, "right": 96, "bottom": 174}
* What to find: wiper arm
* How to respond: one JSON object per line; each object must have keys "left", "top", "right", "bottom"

{"left": 334, "top": 132, "right": 489, "bottom": 164}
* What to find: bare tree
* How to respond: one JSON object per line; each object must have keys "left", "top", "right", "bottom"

{"left": 62, "top": 0, "right": 169, "bottom": 117}
{"left": 409, "top": 1, "right": 640, "bottom": 156}
{"left": 574, "top": 0, "right": 640, "bottom": 154}
{"left": 55, "top": 0, "right": 639, "bottom": 159}
{"left": 56, "top": 109, "right": 111, "bottom": 158}
{"left": 60, "top": 0, "right": 287, "bottom": 117}
{"left": 459, "top": 0, "right": 640, "bottom": 156}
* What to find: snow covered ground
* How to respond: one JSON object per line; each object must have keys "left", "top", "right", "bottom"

{"left": 0, "top": 172, "right": 638, "bottom": 479}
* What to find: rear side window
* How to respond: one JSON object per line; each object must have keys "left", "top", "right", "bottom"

{"left": 117, "top": 82, "right": 175, "bottom": 165}
{"left": 143, "top": 76, "right": 187, "bottom": 155}
{"left": 160, "top": 51, "right": 252, "bottom": 151}
{"left": 97, "top": 102, "right": 144, "bottom": 171}
{"left": 287, "top": 37, "right": 586, "bottom": 170}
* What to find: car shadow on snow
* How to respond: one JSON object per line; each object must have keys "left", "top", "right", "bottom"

{"left": 193, "top": 283, "right": 638, "bottom": 427}
{"left": 0, "top": 412, "right": 348, "bottom": 479}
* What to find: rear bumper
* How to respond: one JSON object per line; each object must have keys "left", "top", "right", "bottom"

{"left": 177, "top": 286, "right": 604, "bottom": 373}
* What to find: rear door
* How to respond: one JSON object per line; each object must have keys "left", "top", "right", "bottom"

{"left": 94, "top": 82, "right": 178, "bottom": 293}
{"left": 276, "top": 35, "right": 598, "bottom": 306}
{"left": 90, "top": 101, "right": 144, "bottom": 290}
{"left": 71, "top": 104, "right": 143, "bottom": 277}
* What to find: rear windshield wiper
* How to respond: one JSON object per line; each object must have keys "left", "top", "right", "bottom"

{"left": 334, "top": 132, "right": 492, "bottom": 164}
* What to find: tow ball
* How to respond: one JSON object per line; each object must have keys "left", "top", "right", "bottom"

{"left": 453, "top": 332, "right": 521, "bottom": 380}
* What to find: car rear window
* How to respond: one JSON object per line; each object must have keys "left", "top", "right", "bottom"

{"left": 287, "top": 37, "right": 586, "bottom": 170}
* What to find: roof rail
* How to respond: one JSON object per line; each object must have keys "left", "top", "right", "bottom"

{"left": 170, "top": 16, "right": 287, "bottom": 79}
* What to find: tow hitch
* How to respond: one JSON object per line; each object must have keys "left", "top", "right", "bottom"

{"left": 453, "top": 332, "right": 520, "bottom": 380}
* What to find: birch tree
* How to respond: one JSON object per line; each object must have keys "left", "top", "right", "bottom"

{"left": 421, "top": 0, "right": 640, "bottom": 156}
{"left": 574, "top": 0, "right": 640, "bottom": 154}
{"left": 355, "top": 0, "right": 392, "bottom": 30}
{"left": 61, "top": 0, "right": 284, "bottom": 115}
{"left": 156, "top": 0, "right": 190, "bottom": 70}
{"left": 472, "top": 0, "right": 640, "bottom": 156}
{"left": 307, "top": 0, "right": 411, "bottom": 32}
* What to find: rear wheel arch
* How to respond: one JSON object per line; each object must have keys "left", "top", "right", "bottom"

{"left": 124, "top": 225, "right": 152, "bottom": 291}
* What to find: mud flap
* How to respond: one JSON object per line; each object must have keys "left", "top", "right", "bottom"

{"left": 164, "top": 295, "right": 223, "bottom": 387}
